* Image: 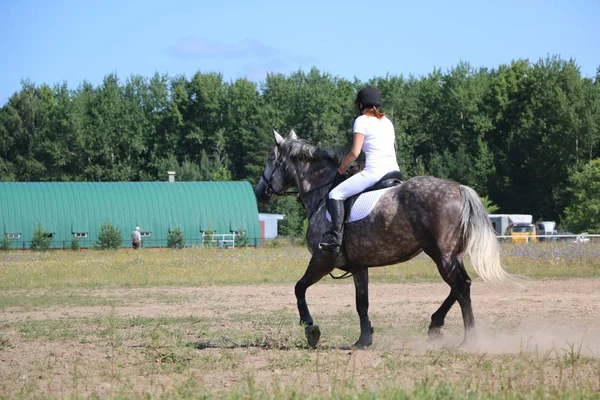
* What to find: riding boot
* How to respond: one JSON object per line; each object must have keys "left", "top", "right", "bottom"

{"left": 319, "top": 198, "right": 345, "bottom": 252}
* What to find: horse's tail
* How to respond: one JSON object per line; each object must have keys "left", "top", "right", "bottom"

{"left": 459, "top": 185, "right": 513, "bottom": 282}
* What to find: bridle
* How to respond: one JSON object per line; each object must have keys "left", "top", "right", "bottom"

{"left": 260, "top": 159, "right": 296, "bottom": 197}
{"left": 260, "top": 156, "right": 335, "bottom": 219}
{"left": 259, "top": 147, "right": 356, "bottom": 280}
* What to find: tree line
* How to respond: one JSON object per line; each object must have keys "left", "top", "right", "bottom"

{"left": 1, "top": 56, "right": 599, "bottom": 234}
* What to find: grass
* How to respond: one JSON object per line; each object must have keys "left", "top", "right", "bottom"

{"left": 3, "top": 305, "right": 599, "bottom": 399}
{"left": 0, "top": 241, "right": 598, "bottom": 291}
{"left": 0, "top": 244, "right": 599, "bottom": 399}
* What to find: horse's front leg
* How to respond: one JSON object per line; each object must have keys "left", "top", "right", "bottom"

{"left": 353, "top": 267, "right": 373, "bottom": 349}
{"left": 294, "top": 251, "right": 335, "bottom": 347}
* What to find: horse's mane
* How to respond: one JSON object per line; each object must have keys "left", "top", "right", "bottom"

{"left": 279, "top": 138, "right": 339, "bottom": 165}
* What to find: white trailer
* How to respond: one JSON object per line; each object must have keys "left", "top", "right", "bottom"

{"left": 488, "top": 214, "right": 533, "bottom": 236}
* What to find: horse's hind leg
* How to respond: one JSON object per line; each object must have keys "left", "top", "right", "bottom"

{"left": 431, "top": 255, "right": 475, "bottom": 346}
{"left": 427, "top": 291, "right": 456, "bottom": 340}
{"left": 447, "top": 258, "right": 475, "bottom": 345}
{"left": 455, "top": 261, "right": 475, "bottom": 345}
{"left": 294, "top": 252, "right": 335, "bottom": 347}
{"left": 353, "top": 267, "right": 373, "bottom": 349}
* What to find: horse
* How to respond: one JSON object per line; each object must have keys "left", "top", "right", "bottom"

{"left": 254, "top": 129, "right": 513, "bottom": 349}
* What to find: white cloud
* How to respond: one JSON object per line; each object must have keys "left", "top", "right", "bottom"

{"left": 166, "top": 36, "right": 279, "bottom": 59}
{"left": 239, "top": 58, "right": 290, "bottom": 82}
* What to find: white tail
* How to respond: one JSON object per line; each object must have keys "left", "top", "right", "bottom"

{"left": 459, "top": 185, "right": 513, "bottom": 282}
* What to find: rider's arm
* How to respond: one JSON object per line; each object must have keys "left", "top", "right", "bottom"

{"left": 337, "top": 133, "right": 365, "bottom": 174}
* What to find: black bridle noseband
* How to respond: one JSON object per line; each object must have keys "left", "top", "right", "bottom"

{"left": 261, "top": 159, "right": 296, "bottom": 197}
{"left": 260, "top": 157, "right": 335, "bottom": 218}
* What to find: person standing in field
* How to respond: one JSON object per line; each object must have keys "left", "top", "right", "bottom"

{"left": 131, "top": 227, "right": 142, "bottom": 249}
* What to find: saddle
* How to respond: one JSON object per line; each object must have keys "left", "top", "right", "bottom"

{"left": 332, "top": 170, "right": 404, "bottom": 222}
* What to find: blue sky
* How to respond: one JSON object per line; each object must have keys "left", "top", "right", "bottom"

{"left": 1, "top": 0, "right": 598, "bottom": 102}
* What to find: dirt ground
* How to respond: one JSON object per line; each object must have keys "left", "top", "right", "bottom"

{"left": 1, "top": 278, "right": 599, "bottom": 397}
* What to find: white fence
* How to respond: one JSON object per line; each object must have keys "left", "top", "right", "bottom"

{"left": 201, "top": 232, "right": 240, "bottom": 248}
{"left": 496, "top": 233, "right": 599, "bottom": 243}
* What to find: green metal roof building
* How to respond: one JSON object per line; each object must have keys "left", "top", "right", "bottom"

{"left": 0, "top": 181, "right": 261, "bottom": 249}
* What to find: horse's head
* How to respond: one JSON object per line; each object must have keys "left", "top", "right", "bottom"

{"left": 254, "top": 129, "right": 299, "bottom": 204}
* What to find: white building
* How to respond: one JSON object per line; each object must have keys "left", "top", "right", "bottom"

{"left": 258, "top": 213, "right": 285, "bottom": 239}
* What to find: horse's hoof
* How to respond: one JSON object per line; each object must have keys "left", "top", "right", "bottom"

{"left": 459, "top": 337, "right": 477, "bottom": 349}
{"left": 427, "top": 327, "right": 443, "bottom": 342}
{"left": 305, "top": 325, "right": 321, "bottom": 348}
{"left": 459, "top": 329, "right": 477, "bottom": 349}
{"left": 352, "top": 339, "right": 372, "bottom": 350}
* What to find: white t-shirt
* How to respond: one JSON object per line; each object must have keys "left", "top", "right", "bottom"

{"left": 353, "top": 115, "right": 399, "bottom": 172}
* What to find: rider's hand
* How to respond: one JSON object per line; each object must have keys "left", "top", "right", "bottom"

{"left": 348, "top": 165, "right": 361, "bottom": 175}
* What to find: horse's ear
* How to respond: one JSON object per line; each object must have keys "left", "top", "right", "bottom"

{"left": 289, "top": 129, "right": 298, "bottom": 140}
{"left": 273, "top": 129, "right": 284, "bottom": 146}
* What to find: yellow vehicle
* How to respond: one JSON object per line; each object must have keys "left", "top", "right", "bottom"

{"left": 509, "top": 222, "right": 537, "bottom": 243}
{"left": 488, "top": 214, "right": 538, "bottom": 243}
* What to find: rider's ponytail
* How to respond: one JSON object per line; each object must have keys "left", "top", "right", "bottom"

{"left": 363, "top": 107, "right": 386, "bottom": 119}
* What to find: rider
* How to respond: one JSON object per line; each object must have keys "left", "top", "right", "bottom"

{"left": 319, "top": 86, "right": 401, "bottom": 252}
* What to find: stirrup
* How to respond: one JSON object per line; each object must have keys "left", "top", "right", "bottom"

{"left": 319, "top": 240, "right": 341, "bottom": 253}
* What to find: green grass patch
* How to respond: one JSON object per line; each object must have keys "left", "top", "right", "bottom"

{"left": 0, "top": 242, "right": 598, "bottom": 290}
{"left": 0, "top": 293, "right": 118, "bottom": 310}
{"left": 18, "top": 318, "right": 84, "bottom": 341}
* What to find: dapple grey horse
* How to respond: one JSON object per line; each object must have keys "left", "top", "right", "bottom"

{"left": 255, "top": 130, "right": 512, "bottom": 349}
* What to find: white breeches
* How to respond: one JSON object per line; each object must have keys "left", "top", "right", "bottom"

{"left": 329, "top": 169, "right": 396, "bottom": 201}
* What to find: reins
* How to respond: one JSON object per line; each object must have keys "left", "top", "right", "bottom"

{"left": 301, "top": 179, "right": 336, "bottom": 220}
{"left": 261, "top": 157, "right": 336, "bottom": 220}
{"left": 261, "top": 148, "right": 358, "bottom": 280}
{"left": 328, "top": 270, "right": 355, "bottom": 279}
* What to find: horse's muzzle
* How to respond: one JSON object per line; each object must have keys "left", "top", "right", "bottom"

{"left": 254, "top": 183, "right": 272, "bottom": 204}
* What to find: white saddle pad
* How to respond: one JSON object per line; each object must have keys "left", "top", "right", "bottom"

{"left": 326, "top": 186, "right": 395, "bottom": 223}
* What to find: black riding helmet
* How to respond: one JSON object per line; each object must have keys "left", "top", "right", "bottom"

{"left": 355, "top": 86, "right": 382, "bottom": 108}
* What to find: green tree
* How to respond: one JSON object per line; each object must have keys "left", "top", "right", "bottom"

{"left": 235, "top": 229, "right": 248, "bottom": 247}
{"left": 179, "top": 72, "right": 226, "bottom": 163}
{"left": 429, "top": 139, "right": 494, "bottom": 194}
{"left": 0, "top": 57, "right": 599, "bottom": 226}
{"left": 484, "top": 58, "right": 596, "bottom": 221}
{"left": 262, "top": 68, "right": 355, "bottom": 149}
{"left": 30, "top": 224, "right": 52, "bottom": 251}
{"left": 481, "top": 196, "right": 500, "bottom": 214}
{"left": 70, "top": 237, "right": 80, "bottom": 251}
{"left": 167, "top": 228, "right": 185, "bottom": 249}
{"left": 1, "top": 81, "right": 52, "bottom": 181}
{"left": 95, "top": 223, "right": 123, "bottom": 250}
{"left": 262, "top": 197, "right": 305, "bottom": 237}
{"left": 224, "top": 78, "right": 270, "bottom": 182}
{"left": 562, "top": 159, "right": 600, "bottom": 234}
{"left": 1, "top": 236, "right": 11, "bottom": 251}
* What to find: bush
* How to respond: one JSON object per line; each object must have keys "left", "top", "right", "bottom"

{"left": 266, "top": 237, "right": 282, "bottom": 248}
{"left": 70, "top": 237, "right": 80, "bottom": 251}
{"left": 30, "top": 225, "right": 52, "bottom": 251}
{"left": 235, "top": 229, "right": 248, "bottom": 247}
{"left": 1, "top": 236, "right": 11, "bottom": 251}
{"left": 167, "top": 228, "right": 185, "bottom": 249}
{"left": 95, "top": 223, "right": 123, "bottom": 250}
{"left": 203, "top": 230, "right": 215, "bottom": 248}
{"left": 563, "top": 159, "right": 600, "bottom": 234}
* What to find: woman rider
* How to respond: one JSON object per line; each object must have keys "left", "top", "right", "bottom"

{"left": 319, "top": 86, "right": 400, "bottom": 252}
